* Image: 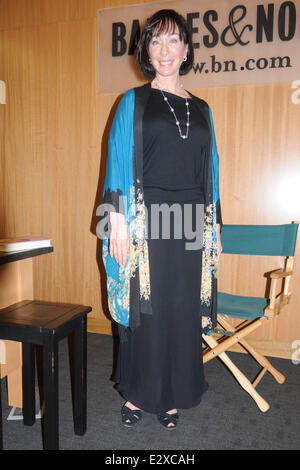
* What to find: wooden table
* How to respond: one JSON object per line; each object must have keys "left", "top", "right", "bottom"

{"left": 0, "top": 247, "right": 53, "bottom": 407}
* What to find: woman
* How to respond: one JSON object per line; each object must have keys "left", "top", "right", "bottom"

{"left": 98, "top": 9, "right": 223, "bottom": 429}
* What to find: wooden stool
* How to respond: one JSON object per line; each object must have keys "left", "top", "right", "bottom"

{"left": 0, "top": 300, "right": 92, "bottom": 450}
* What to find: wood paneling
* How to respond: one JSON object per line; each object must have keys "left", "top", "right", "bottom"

{"left": 0, "top": 0, "right": 299, "bottom": 357}
{"left": 0, "top": 0, "right": 147, "bottom": 31}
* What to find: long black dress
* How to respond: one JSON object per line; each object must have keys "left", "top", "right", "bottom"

{"left": 113, "top": 88, "right": 211, "bottom": 414}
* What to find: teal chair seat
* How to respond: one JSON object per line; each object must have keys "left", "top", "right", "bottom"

{"left": 217, "top": 292, "right": 269, "bottom": 319}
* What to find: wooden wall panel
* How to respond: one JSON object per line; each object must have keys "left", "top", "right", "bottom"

{"left": 0, "top": 0, "right": 147, "bottom": 30}
{"left": 0, "top": 0, "right": 299, "bottom": 357}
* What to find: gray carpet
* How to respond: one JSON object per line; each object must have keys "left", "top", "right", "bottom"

{"left": 1, "top": 332, "right": 299, "bottom": 450}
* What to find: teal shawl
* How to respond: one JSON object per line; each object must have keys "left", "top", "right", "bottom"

{"left": 97, "top": 83, "right": 222, "bottom": 334}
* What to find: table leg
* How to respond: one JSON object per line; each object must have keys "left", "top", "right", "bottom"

{"left": 22, "top": 343, "right": 35, "bottom": 426}
{"left": 73, "top": 315, "right": 87, "bottom": 436}
{"left": 43, "top": 335, "right": 59, "bottom": 450}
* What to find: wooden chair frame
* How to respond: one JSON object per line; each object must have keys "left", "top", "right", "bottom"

{"left": 202, "top": 224, "right": 297, "bottom": 412}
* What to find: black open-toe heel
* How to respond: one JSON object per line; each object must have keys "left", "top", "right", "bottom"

{"left": 157, "top": 411, "right": 179, "bottom": 430}
{"left": 121, "top": 403, "right": 143, "bottom": 427}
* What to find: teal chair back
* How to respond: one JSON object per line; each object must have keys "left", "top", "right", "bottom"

{"left": 221, "top": 223, "right": 298, "bottom": 257}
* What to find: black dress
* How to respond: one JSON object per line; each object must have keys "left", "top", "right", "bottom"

{"left": 113, "top": 88, "right": 211, "bottom": 414}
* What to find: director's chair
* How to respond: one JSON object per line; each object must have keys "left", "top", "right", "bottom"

{"left": 202, "top": 222, "right": 298, "bottom": 412}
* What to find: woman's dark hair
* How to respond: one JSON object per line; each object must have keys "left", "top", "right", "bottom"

{"left": 136, "top": 9, "right": 194, "bottom": 79}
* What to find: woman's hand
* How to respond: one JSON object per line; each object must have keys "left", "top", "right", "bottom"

{"left": 109, "top": 212, "right": 130, "bottom": 265}
{"left": 216, "top": 223, "right": 222, "bottom": 260}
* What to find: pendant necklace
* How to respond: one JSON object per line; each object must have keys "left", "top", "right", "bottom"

{"left": 153, "top": 79, "right": 190, "bottom": 140}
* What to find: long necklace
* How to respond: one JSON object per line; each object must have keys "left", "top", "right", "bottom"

{"left": 153, "top": 79, "right": 190, "bottom": 140}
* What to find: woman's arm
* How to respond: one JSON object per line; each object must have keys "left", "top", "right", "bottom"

{"left": 99, "top": 90, "right": 134, "bottom": 266}
{"left": 109, "top": 212, "right": 129, "bottom": 265}
{"left": 208, "top": 104, "right": 223, "bottom": 258}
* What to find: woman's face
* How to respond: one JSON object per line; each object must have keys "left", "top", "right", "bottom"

{"left": 148, "top": 24, "right": 188, "bottom": 80}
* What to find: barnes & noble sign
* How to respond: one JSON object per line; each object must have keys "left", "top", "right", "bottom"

{"left": 97, "top": 0, "right": 299, "bottom": 93}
